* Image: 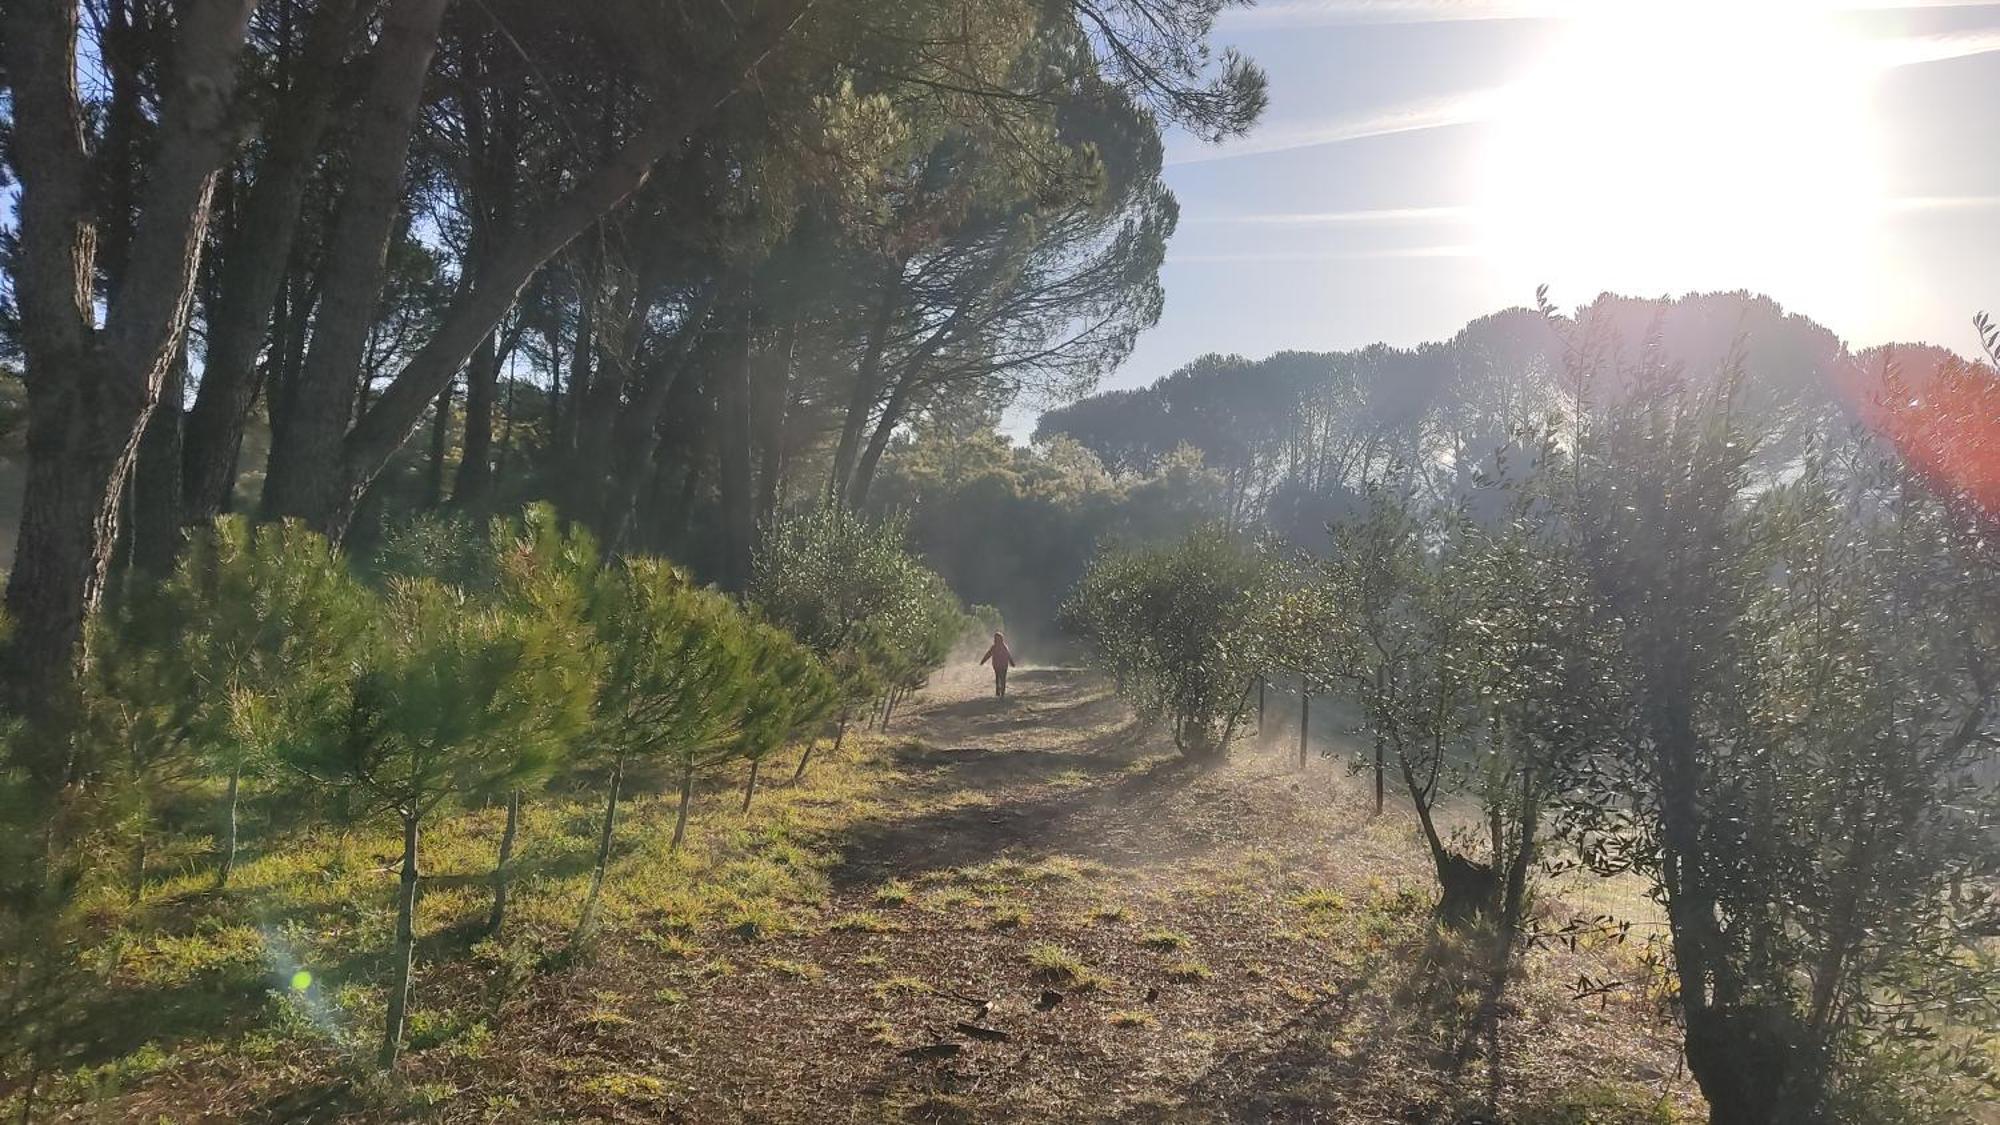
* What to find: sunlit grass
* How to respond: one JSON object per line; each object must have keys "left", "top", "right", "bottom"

{"left": 16, "top": 735, "right": 901, "bottom": 1105}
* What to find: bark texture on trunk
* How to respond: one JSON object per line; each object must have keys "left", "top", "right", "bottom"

{"left": 454, "top": 333, "right": 500, "bottom": 508}
{"left": 182, "top": 0, "right": 362, "bottom": 528}
{"left": 130, "top": 352, "right": 187, "bottom": 575}
{"left": 1, "top": 0, "right": 258, "bottom": 734}
{"left": 260, "top": 0, "right": 452, "bottom": 532}
{"left": 716, "top": 312, "right": 757, "bottom": 592}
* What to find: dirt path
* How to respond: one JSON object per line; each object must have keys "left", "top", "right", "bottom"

{"left": 387, "top": 665, "right": 1694, "bottom": 1123}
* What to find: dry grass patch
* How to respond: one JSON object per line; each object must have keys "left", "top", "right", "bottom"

{"left": 987, "top": 903, "right": 1032, "bottom": 930}
{"left": 1026, "top": 943, "right": 1109, "bottom": 992}
{"left": 828, "top": 910, "right": 904, "bottom": 934}
{"left": 872, "top": 975, "right": 934, "bottom": 1001}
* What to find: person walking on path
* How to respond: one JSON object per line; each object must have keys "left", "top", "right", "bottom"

{"left": 979, "top": 632, "right": 1014, "bottom": 698}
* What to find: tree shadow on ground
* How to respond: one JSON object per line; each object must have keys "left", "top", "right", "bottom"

{"left": 905, "top": 681, "right": 1128, "bottom": 746}
{"left": 243, "top": 1077, "right": 361, "bottom": 1124}
{"left": 887, "top": 720, "right": 1157, "bottom": 791}
{"left": 830, "top": 749, "right": 1208, "bottom": 887}
{"left": 1157, "top": 926, "right": 1509, "bottom": 1123}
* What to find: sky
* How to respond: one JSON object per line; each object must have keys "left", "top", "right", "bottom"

{"left": 1022, "top": 0, "right": 2000, "bottom": 429}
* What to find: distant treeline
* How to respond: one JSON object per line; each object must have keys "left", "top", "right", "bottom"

{"left": 1036, "top": 291, "right": 1983, "bottom": 545}
{"left": 872, "top": 291, "right": 1994, "bottom": 645}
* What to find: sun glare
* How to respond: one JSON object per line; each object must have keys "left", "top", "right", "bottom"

{"left": 1479, "top": 1, "right": 1889, "bottom": 326}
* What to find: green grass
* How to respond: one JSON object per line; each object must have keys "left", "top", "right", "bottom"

{"left": 578, "top": 1071, "right": 667, "bottom": 1104}
{"left": 765, "top": 957, "right": 826, "bottom": 981}
{"left": 1138, "top": 929, "right": 1190, "bottom": 951}
{"left": 1514, "top": 1080, "right": 1686, "bottom": 1125}
{"left": 1291, "top": 888, "right": 1347, "bottom": 915}
{"left": 828, "top": 910, "right": 904, "bottom": 934}
{"left": 872, "top": 975, "right": 934, "bottom": 1000}
{"left": 2, "top": 739, "right": 906, "bottom": 1119}
{"left": 987, "top": 903, "right": 1032, "bottom": 930}
{"left": 1085, "top": 902, "right": 1128, "bottom": 924}
{"left": 1026, "top": 944, "right": 1109, "bottom": 991}
{"left": 920, "top": 886, "right": 981, "bottom": 912}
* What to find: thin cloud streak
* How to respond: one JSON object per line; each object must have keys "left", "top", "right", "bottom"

{"left": 1872, "top": 28, "right": 2000, "bottom": 66}
{"left": 1184, "top": 197, "right": 2000, "bottom": 226}
{"left": 1167, "top": 245, "right": 1485, "bottom": 263}
{"left": 1185, "top": 205, "right": 1478, "bottom": 224}
{"left": 1883, "top": 194, "right": 2000, "bottom": 211}
{"left": 1165, "top": 89, "right": 1503, "bottom": 166}
{"left": 1226, "top": 0, "right": 2000, "bottom": 30}
{"left": 1168, "top": 24, "right": 2000, "bottom": 166}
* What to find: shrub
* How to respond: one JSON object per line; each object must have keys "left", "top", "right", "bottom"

{"left": 1061, "top": 524, "right": 1271, "bottom": 758}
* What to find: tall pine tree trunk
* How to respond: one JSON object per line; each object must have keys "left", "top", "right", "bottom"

{"left": 741, "top": 758, "right": 761, "bottom": 813}
{"left": 1, "top": 0, "right": 257, "bottom": 734}
{"left": 848, "top": 368, "right": 921, "bottom": 509}
{"left": 715, "top": 310, "right": 756, "bottom": 592}
{"left": 260, "top": 0, "right": 452, "bottom": 535}
{"left": 181, "top": 0, "right": 361, "bottom": 529}
{"left": 829, "top": 266, "right": 902, "bottom": 499}
{"left": 423, "top": 376, "right": 453, "bottom": 508}
{"left": 754, "top": 318, "right": 797, "bottom": 530}
{"left": 130, "top": 350, "right": 187, "bottom": 575}
{"left": 598, "top": 296, "right": 719, "bottom": 547}
{"left": 454, "top": 333, "right": 500, "bottom": 509}
{"left": 379, "top": 809, "right": 421, "bottom": 1070}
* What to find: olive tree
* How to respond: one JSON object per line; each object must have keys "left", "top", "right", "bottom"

{"left": 1564, "top": 363, "right": 2000, "bottom": 1123}
{"left": 751, "top": 502, "right": 959, "bottom": 775}
{"left": 1062, "top": 524, "right": 1270, "bottom": 759}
